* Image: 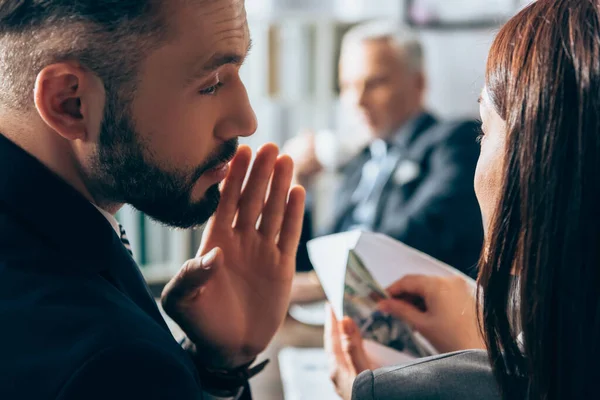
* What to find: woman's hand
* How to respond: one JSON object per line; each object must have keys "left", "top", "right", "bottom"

{"left": 379, "top": 275, "right": 485, "bottom": 353}
{"left": 325, "top": 306, "right": 377, "bottom": 400}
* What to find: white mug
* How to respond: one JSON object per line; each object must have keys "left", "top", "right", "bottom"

{"left": 314, "top": 129, "right": 368, "bottom": 171}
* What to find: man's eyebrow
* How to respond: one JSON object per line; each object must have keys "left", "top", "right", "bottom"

{"left": 199, "top": 39, "right": 253, "bottom": 74}
{"left": 478, "top": 94, "right": 483, "bottom": 104}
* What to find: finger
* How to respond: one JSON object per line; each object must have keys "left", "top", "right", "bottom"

{"left": 161, "top": 247, "right": 222, "bottom": 310}
{"left": 235, "top": 143, "right": 279, "bottom": 230}
{"left": 340, "top": 317, "right": 370, "bottom": 373}
{"left": 214, "top": 146, "right": 252, "bottom": 227}
{"left": 277, "top": 186, "right": 306, "bottom": 255}
{"left": 258, "top": 155, "right": 293, "bottom": 238}
{"left": 378, "top": 298, "right": 427, "bottom": 331}
{"left": 197, "top": 217, "right": 216, "bottom": 257}
{"left": 386, "top": 274, "right": 436, "bottom": 298}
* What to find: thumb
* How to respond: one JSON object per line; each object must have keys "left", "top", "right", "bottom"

{"left": 340, "top": 317, "right": 370, "bottom": 373}
{"left": 378, "top": 299, "right": 427, "bottom": 331}
{"left": 161, "top": 247, "right": 222, "bottom": 305}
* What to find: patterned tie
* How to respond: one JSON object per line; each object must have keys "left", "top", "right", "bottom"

{"left": 118, "top": 224, "right": 134, "bottom": 257}
{"left": 347, "top": 139, "right": 390, "bottom": 229}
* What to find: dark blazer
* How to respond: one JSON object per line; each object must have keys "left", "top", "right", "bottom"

{"left": 298, "top": 113, "right": 483, "bottom": 277}
{"left": 0, "top": 134, "right": 244, "bottom": 399}
{"left": 353, "top": 350, "right": 501, "bottom": 400}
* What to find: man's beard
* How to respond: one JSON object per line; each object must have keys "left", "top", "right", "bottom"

{"left": 87, "top": 91, "right": 238, "bottom": 229}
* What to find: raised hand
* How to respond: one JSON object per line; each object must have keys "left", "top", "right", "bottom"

{"left": 161, "top": 144, "right": 306, "bottom": 369}
{"left": 282, "top": 130, "right": 323, "bottom": 186}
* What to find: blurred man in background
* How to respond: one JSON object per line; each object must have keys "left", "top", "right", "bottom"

{"left": 287, "top": 21, "right": 483, "bottom": 294}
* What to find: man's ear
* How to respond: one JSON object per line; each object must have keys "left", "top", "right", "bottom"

{"left": 33, "top": 62, "right": 104, "bottom": 142}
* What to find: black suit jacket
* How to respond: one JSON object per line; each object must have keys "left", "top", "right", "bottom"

{"left": 0, "top": 134, "right": 245, "bottom": 399}
{"left": 299, "top": 113, "right": 483, "bottom": 277}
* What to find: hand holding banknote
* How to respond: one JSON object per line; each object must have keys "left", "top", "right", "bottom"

{"left": 378, "top": 275, "right": 486, "bottom": 353}
{"left": 342, "top": 250, "right": 432, "bottom": 357}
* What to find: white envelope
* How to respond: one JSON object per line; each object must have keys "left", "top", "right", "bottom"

{"left": 307, "top": 230, "right": 477, "bottom": 364}
{"left": 307, "top": 230, "right": 475, "bottom": 319}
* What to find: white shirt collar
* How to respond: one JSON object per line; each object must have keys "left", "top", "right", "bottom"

{"left": 91, "top": 203, "right": 120, "bottom": 236}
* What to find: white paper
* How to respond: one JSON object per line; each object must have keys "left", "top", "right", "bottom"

{"left": 279, "top": 344, "right": 413, "bottom": 400}
{"left": 309, "top": 231, "right": 475, "bottom": 318}
{"left": 279, "top": 347, "right": 340, "bottom": 400}
{"left": 354, "top": 232, "right": 475, "bottom": 289}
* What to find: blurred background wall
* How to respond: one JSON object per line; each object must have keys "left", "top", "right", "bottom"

{"left": 120, "top": 0, "right": 533, "bottom": 282}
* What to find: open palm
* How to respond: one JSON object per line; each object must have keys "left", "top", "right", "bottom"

{"left": 162, "top": 144, "right": 305, "bottom": 369}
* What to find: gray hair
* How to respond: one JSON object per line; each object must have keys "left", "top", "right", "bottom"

{"left": 341, "top": 20, "right": 424, "bottom": 72}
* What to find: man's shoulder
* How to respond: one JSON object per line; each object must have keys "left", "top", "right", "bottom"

{"left": 0, "top": 260, "right": 193, "bottom": 398}
{"left": 410, "top": 118, "right": 480, "bottom": 151}
{"left": 54, "top": 339, "right": 201, "bottom": 400}
{"left": 0, "top": 257, "right": 169, "bottom": 338}
{"left": 0, "top": 209, "right": 173, "bottom": 348}
{"left": 353, "top": 350, "right": 501, "bottom": 400}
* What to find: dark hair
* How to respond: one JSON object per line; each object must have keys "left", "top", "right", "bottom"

{"left": 0, "top": 0, "right": 168, "bottom": 109}
{"left": 477, "top": 0, "right": 600, "bottom": 398}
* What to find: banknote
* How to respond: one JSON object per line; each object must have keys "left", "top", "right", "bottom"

{"left": 343, "top": 249, "right": 431, "bottom": 357}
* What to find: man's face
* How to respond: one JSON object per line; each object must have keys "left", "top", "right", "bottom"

{"left": 339, "top": 39, "right": 424, "bottom": 139}
{"left": 89, "top": 0, "right": 257, "bottom": 228}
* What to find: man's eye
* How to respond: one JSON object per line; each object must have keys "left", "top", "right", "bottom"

{"left": 199, "top": 82, "right": 224, "bottom": 95}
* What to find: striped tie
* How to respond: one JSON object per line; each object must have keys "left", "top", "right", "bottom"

{"left": 118, "top": 224, "right": 134, "bottom": 257}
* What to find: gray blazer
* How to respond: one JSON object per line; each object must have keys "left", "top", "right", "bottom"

{"left": 353, "top": 350, "right": 501, "bottom": 400}
{"left": 353, "top": 350, "right": 500, "bottom": 400}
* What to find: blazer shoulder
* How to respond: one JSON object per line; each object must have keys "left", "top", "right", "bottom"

{"left": 338, "top": 147, "right": 369, "bottom": 174}
{"left": 353, "top": 350, "right": 501, "bottom": 400}
{"left": 431, "top": 119, "right": 481, "bottom": 143}
{"left": 407, "top": 120, "right": 481, "bottom": 163}
{"left": 0, "top": 262, "right": 181, "bottom": 363}
{"left": 0, "top": 271, "right": 193, "bottom": 399}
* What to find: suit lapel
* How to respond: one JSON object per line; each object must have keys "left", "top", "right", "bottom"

{"left": 392, "top": 112, "right": 437, "bottom": 150}
{"left": 104, "top": 246, "right": 170, "bottom": 331}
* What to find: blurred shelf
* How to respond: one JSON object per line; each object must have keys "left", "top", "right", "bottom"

{"left": 407, "top": 18, "right": 509, "bottom": 30}
{"left": 248, "top": 12, "right": 393, "bottom": 24}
